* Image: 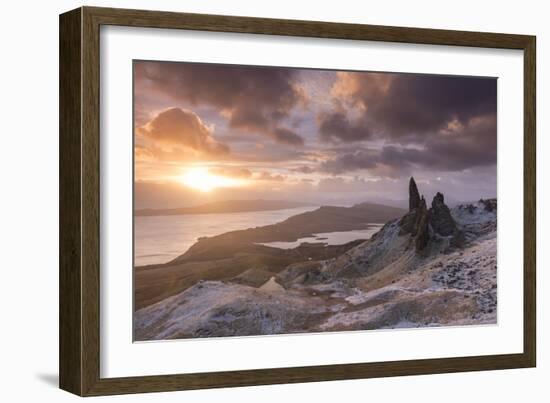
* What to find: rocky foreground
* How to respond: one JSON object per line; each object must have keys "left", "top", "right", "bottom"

{"left": 135, "top": 178, "right": 497, "bottom": 340}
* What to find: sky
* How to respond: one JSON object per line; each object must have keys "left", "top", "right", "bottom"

{"left": 134, "top": 60, "right": 497, "bottom": 209}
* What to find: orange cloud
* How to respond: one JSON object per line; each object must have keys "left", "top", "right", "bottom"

{"left": 136, "top": 108, "right": 229, "bottom": 160}
{"left": 134, "top": 145, "right": 156, "bottom": 162}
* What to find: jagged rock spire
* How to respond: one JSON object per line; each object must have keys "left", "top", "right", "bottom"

{"left": 400, "top": 181, "right": 465, "bottom": 252}
{"left": 409, "top": 177, "right": 421, "bottom": 211}
{"left": 433, "top": 192, "right": 445, "bottom": 206}
{"left": 430, "top": 192, "right": 456, "bottom": 236}
{"left": 415, "top": 196, "right": 430, "bottom": 251}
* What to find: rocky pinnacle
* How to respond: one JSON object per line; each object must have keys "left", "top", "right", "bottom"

{"left": 401, "top": 180, "right": 464, "bottom": 252}
{"left": 430, "top": 192, "right": 456, "bottom": 236}
{"left": 409, "top": 177, "right": 421, "bottom": 211}
{"left": 414, "top": 196, "right": 430, "bottom": 251}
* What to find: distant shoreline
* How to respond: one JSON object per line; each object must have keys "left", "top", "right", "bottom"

{"left": 135, "top": 199, "right": 313, "bottom": 217}
{"left": 151, "top": 203, "right": 405, "bottom": 267}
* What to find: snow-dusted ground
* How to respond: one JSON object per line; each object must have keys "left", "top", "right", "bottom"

{"left": 135, "top": 280, "right": 335, "bottom": 340}
{"left": 134, "top": 200, "right": 497, "bottom": 340}
{"left": 318, "top": 232, "right": 497, "bottom": 331}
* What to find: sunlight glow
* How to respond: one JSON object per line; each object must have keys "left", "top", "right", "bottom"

{"left": 179, "top": 167, "right": 245, "bottom": 192}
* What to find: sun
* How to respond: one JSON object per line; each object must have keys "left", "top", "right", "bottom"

{"left": 179, "top": 167, "right": 244, "bottom": 192}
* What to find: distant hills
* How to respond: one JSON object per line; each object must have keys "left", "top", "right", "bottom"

{"left": 173, "top": 202, "right": 406, "bottom": 264}
{"left": 135, "top": 199, "right": 312, "bottom": 217}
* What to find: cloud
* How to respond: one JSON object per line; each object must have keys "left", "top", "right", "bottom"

{"left": 318, "top": 111, "right": 372, "bottom": 142}
{"left": 320, "top": 114, "right": 496, "bottom": 176}
{"left": 136, "top": 108, "right": 229, "bottom": 160}
{"left": 317, "top": 177, "right": 369, "bottom": 193}
{"left": 425, "top": 114, "right": 497, "bottom": 169}
{"left": 209, "top": 166, "right": 252, "bottom": 178}
{"left": 134, "top": 145, "right": 156, "bottom": 162}
{"left": 379, "top": 114, "right": 497, "bottom": 172}
{"left": 317, "top": 72, "right": 497, "bottom": 174}
{"left": 291, "top": 165, "right": 316, "bottom": 174}
{"left": 255, "top": 171, "right": 287, "bottom": 182}
{"left": 135, "top": 62, "right": 306, "bottom": 146}
{"left": 320, "top": 148, "right": 380, "bottom": 174}
{"left": 327, "top": 72, "right": 496, "bottom": 140}
{"left": 271, "top": 127, "right": 304, "bottom": 146}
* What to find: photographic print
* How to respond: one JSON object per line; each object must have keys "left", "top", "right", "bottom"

{"left": 133, "top": 61, "right": 497, "bottom": 341}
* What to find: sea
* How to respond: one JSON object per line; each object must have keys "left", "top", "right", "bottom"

{"left": 134, "top": 206, "right": 381, "bottom": 266}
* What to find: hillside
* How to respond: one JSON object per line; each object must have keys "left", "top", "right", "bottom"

{"left": 134, "top": 179, "right": 497, "bottom": 340}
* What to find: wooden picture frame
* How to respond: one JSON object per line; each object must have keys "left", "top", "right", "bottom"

{"left": 59, "top": 6, "right": 536, "bottom": 396}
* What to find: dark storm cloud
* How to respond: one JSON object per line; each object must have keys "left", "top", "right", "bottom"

{"left": 272, "top": 127, "right": 304, "bottom": 146}
{"left": 320, "top": 149, "right": 379, "bottom": 174}
{"left": 327, "top": 72, "right": 496, "bottom": 139}
{"left": 370, "top": 74, "right": 495, "bottom": 138}
{"left": 318, "top": 72, "right": 497, "bottom": 174}
{"left": 321, "top": 113, "right": 496, "bottom": 175}
{"left": 135, "top": 61, "right": 306, "bottom": 146}
{"left": 422, "top": 115, "right": 497, "bottom": 170}
{"left": 318, "top": 112, "right": 372, "bottom": 142}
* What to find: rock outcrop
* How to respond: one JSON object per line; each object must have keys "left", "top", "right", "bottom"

{"left": 400, "top": 177, "right": 464, "bottom": 251}
{"left": 430, "top": 192, "right": 456, "bottom": 236}
{"left": 480, "top": 198, "right": 497, "bottom": 212}
{"left": 414, "top": 197, "right": 430, "bottom": 251}
{"left": 409, "top": 177, "right": 421, "bottom": 211}
{"left": 400, "top": 178, "right": 425, "bottom": 237}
